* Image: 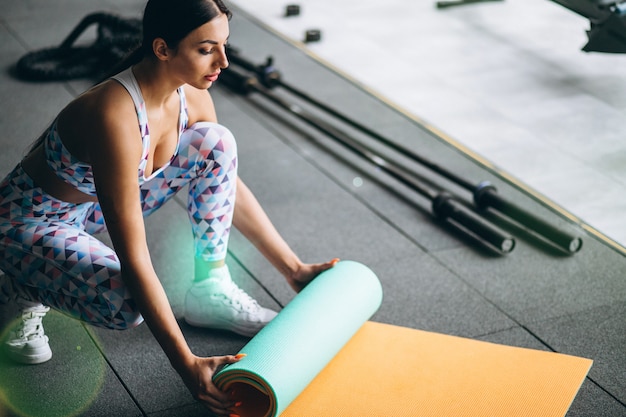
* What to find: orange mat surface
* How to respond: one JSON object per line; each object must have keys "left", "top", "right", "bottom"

{"left": 282, "top": 321, "right": 592, "bottom": 417}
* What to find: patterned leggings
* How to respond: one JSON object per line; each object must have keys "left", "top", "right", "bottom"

{"left": 0, "top": 122, "right": 237, "bottom": 329}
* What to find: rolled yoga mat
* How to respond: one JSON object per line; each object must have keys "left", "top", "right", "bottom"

{"left": 213, "top": 260, "right": 383, "bottom": 417}
{"left": 214, "top": 260, "right": 592, "bottom": 416}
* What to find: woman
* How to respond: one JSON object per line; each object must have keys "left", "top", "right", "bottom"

{"left": 0, "top": 0, "right": 337, "bottom": 414}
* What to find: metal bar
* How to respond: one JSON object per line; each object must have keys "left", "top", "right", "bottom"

{"left": 225, "top": 48, "right": 581, "bottom": 254}
{"left": 219, "top": 67, "right": 516, "bottom": 254}
{"left": 436, "top": 0, "right": 505, "bottom": 9}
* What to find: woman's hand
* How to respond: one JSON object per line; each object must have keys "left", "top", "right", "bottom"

{"left": 177, "top": 354, "right": 244, "bottom": 416}
{"left": 286, "top": 258, "right": 340, "bottom": 293}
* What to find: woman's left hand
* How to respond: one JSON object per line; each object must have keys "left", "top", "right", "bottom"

{"left": 285, "top": 258, "right": 340, "bottom": 293}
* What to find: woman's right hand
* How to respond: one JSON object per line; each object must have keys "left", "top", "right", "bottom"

{"left": 176, "top": 354, "right": 244, "bottom": 416}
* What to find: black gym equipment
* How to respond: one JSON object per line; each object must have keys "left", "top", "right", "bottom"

{"left": 15, "top": 12, "right": 141, "bottom": 81}
{"left": 303, "top": 29, "right": 322, "bottom": 43}
{"left": 436, "top": 0, "right": 504, "bottom": 9}
{"left": 224, "top": 48, "right": 582, "bottom": 255}
{"left": 220, "top": 66, "right": 516, "bottom": 254}
{"left": 435, "top": 0, "right": 626, "bottom": 53}
{"left": 285, "top": 4, "right": 301, "bottom": 17}
{"left": 556, "top": 0, "right": 626, "bottom": 53}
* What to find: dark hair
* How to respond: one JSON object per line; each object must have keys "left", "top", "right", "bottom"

{"left": 141, "top": 0, "right": 231, "bottom": 56}
{"left": 104, "top": 0, "right": 231, "bottom": 78}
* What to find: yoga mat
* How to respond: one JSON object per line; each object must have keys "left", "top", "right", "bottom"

{"left": 282, "top": 322, "right": 593, "bottom": 416}
{"left": 215, "top": 261, "right": 592, "bottom": 416}
{"left": 213, "top": 260, "right": 383, "bottom": 417}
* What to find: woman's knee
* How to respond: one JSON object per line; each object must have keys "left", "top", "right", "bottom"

{"left": 184, "top": 122, "right": 238, "bottom": 172}
{"left": 102, "top": 290, "right": 145, "bottom": 330}
{"left": 90, "top": 299, "right": 144, "bottom": 330}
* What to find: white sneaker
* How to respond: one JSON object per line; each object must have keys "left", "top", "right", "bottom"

{"left": 184, "top": 265, "right": 278, "bottom": 337}
{"left": 5, "top": 301, "right": 52, "bottom": 365}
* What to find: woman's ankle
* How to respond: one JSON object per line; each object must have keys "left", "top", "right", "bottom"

{"left": 193, "top": 257, "right": 226, "bottom": 282}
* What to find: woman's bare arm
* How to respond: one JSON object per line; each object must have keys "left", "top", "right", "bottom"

{"left": 232, "top": 178, "right": 337, "bottom": 292}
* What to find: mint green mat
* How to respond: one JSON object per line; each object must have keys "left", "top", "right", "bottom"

{"left": 213, "top": 260, "right": 383, "bottom": 417}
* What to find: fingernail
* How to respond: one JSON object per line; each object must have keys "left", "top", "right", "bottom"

{"left": 235, "top": 353, "right": 247, "bottom": 359}
{"left": 235, "top": 401, "right": 243, "bottom": 407}
{"left": 331, "top": 258, "right": 340, "bottom": 265}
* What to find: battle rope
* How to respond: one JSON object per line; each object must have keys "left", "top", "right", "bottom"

{"left": 15, "top": 12, "right": 141, "bottom": 81}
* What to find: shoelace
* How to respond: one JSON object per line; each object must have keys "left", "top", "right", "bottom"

{"left": 14, "top": 307, "right": 50, "bottom": 341}
{"left": 219, "top": 280, "right": 261, "bottom": 313}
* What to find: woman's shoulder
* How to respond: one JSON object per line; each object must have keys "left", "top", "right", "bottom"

{"left": 56, "top": 79, "right": 142, "bottom": 157}
{"left": 62, "top": 79, "right": 137, "bottom": 126}
{"left": 82, "top": 79, "right": 135, "bottom": 111}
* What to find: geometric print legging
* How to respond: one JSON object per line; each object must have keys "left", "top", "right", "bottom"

{"left": 0, "top": 122, "right": 237, "bottom": 329}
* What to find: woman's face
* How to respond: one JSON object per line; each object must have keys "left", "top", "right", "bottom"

{"left": 167, "top": 13, "right": 230, "bottom": 89}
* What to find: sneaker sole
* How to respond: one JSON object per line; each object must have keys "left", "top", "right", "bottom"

{"left": 6, "top": 345, "right": 52, "bottom": 365}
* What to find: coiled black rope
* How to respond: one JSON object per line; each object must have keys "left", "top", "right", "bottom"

{"left": 15, "top": 12, "right": 141, "bottom": 81}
